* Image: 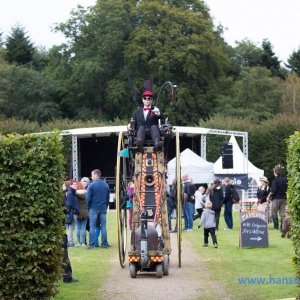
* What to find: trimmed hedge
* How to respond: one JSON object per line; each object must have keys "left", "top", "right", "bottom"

{"left": 0, "top": 117, "right": 126, "bottom": 135}
{"left": 0, "top": 132, "right": 65, "bottom": 299}
{"left": 2, "top": 114, "right": 300, "bottom": 181}
{"left": 287, "top": 131, "right": 300, "bottom": 282}
{"left": 200, "top": 114, "right": 300, "bottom": 180}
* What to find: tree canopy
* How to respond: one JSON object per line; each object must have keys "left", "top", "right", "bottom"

{"left": 4, "top": 25, "right": 35, "bottom": 66}
{"left": 0, "top": 0, "right": 298, "bottom": 125}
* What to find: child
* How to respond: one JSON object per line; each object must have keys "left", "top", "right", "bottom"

{"left": 126, "top": 181, "right": 134, "bottom": 230}
{"left": 199, "top": 201, "right": 218, "bottom": 248}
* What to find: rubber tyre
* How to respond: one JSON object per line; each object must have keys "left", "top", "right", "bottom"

{"left": 162, "top": 254, "right": 169, "bottom": 276}
{"left": 129, "top": 263, "right": 137, "bottom": 278}
{"left": 156, "top": 263, "right": 163, "bottom": 278}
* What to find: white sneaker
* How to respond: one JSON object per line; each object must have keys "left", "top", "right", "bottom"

{"left": 76, "top": 243, "right": 80, "bottom": 247}
{"left": 81, "top": 243, "right": 86, "bottom": 247}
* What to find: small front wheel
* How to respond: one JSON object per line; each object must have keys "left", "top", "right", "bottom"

{"left": 129, "top": 263, "right": 137, "bottom": 278}
{"left": 156, "top": 263, "right": 163, "bottom": 278}
{"left": 162, "top": 254, "right": 169, "bottom": 276}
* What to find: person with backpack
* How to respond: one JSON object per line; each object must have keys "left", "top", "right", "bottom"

{"left": 223, "top": 177, "right": 239, "bottom": 230}
{"left": 208, "top": 179, "right": 224, "bottom": 231}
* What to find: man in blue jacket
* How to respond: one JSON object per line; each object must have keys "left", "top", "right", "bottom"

{"left": 86, "top": 169, "right": 110, "bottom": 249}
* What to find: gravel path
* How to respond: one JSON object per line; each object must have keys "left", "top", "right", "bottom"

{"left": 100, "top": 232, "right": 229, "bottom": 300}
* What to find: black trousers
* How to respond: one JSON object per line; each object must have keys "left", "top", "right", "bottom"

{"left": 213, "top": 209, "right": 221, "bottom": 230}
{"left": 62, "top": 234, "right": 73, "bottom": 282}
{"left": 204, "top": 227, "right": 217, "bottom": 245}
{"left": 196, "top": 208, "right": 204, "bottom": 220}
{"left": 137, "top": 125, "right": 160, "bottom": 145}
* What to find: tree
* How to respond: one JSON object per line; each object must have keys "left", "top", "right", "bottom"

{"left": 215, "top": 67, "right": 283, "bottom": 121}
{"left": 233, "top": 39, "right": 264, "bottom": 69}
{"left": 4, "top": 25, "right": 35, "bottom": 65}
{"left": 46, "top": 0, "right": 231, "bottom": 123}
{"left": 0, "top": 64, "right": 63, "bottom": 123}
{"left": 286, "top": 48, "right": 300, "bottom": 76}
{"left": 51, "top": 0, "right": 135, "bottom": 120}
{"left": 260, "top": 39, "right": 286, "bottom": 79}
{"left": 0, "top": 31, "right": 3, "bottom": 47}
{"left": 124, "top": 0, "right": 229, "bottom": 125}
{"left": 281, "top": 72, "right": 300, "bottom": 114}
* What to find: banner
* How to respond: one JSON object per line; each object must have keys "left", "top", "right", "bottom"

{"left": 214, "top": 174, "right": 249, "bottom": 189}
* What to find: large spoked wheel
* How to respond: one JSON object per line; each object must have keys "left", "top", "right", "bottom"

{"left": 116, "top": 131, "right": 128, "bottom": 268}
{"left": 176, "top": 129, "right": 182, "bottom": 268}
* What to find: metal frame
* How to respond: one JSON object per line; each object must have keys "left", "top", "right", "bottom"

{"left": 66, "top": 125, "right": 248, "bottom": 179}
{"left": 206, "top": 128, "right": 248, "bottom": 174}
{"left": 72, "top": 135, "right": 78, "bottom": 180}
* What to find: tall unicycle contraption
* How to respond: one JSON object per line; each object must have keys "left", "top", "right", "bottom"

{"left": 117, "top": 80, "right": 179, "bottom": 277}
{"left": 116, "top": 131, "right": 129, "bottom": 268}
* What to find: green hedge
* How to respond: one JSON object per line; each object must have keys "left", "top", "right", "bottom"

{"left": 200, "top": 114, "right": 300, "bottom": 180}
{"left": 2, "top": 114, "right": 300, "bottom": 181}
{"left": 287, "top": 131, "right": 300, "bottom": 281}
{"left": 0, "top": 132, "right": 65, "bottom": 299}
{"left": 0, "top": 117, "right": 126, "bottom": 135}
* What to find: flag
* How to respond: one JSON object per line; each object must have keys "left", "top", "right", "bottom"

{"left": 118, "top": 148, "right": 129, "bottom": 157}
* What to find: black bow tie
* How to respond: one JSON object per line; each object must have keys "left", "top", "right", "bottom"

{"left": 144, "top": 107, "right": 151, "bottom": 111}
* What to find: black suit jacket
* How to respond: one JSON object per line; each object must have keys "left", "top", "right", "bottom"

{"left": 133, "top": 106, "right": 163, "bottom": 130}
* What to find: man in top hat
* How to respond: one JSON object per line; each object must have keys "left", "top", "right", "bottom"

{"left": 130, "top": 82, "right": 164, "bottom": 152}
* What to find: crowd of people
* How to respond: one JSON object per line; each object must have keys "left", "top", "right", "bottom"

{"left": 64, "top": 169, "right": 111, "bottom": 250}
{"left": 61, "top": 160, "right": 287, "bottom": 282}
{"left": 62, "top": 169, "right": 110, "bottom": 283}
{"left": 166, "top": 163, "right": 288, "bottom": 249}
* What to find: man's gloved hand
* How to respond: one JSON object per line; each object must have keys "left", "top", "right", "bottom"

{"left": 151, "top": 106, "right": 160, "bottom": 116}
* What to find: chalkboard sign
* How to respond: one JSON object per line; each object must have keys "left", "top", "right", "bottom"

{"left": 240, "top": 211, "right": 269, "bottom": 248}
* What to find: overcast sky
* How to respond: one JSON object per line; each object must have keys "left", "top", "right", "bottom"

{"left": 0, "top": 0, "right": 96, "bottom": 48}
{"left": 1, "top": 0, "right": 299, "bottom": 64}
{"left": 206, "top": 0, "right": 300, "bottom": 64}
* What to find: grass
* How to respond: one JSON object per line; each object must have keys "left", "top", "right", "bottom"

{"left": 53, "top": 210, "right": 299, "bottom": 300}
{"left": 52, "top": 210, "right": 117, "bottom": 300}
{"left": 186, "top": 210, "right": 299, "bottom": 300}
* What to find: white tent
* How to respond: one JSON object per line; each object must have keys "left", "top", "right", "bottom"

{"left": 214, "top": 135, "right": 264, "bottom": 186}
{"left": 167, "top": 148, "right": 214, "bottom": 185}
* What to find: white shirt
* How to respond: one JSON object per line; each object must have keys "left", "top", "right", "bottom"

{"left": 195, "top": 191, "right": 206, "bottom": 209}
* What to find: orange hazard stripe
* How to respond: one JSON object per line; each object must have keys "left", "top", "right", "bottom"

{"left": 128, "top": 256, "right": 140, "bottom": 262}
{"left": 150, "top": 256, "right": 163, "bottom": 262}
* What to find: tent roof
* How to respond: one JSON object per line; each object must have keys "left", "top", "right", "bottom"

{"left": 58, "top": 125, "right": 247, "bottom": 138}
{"left": 214, "top": 135, "right": 263, "bottom": 183}
{"left": 60, "top": 126, "right": 127, "bottom": 138}
{"left": 167, "top": 148, "right": 214, "bottom": 184}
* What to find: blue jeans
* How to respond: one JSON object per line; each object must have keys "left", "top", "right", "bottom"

{"left": 89, "top": 208, "right": 108, "bottom": 247}
{"left": 75, "top": 218, "right": 88, "bottom": 244}
{"left": 224, "top": 202, "right": 233, "bottom": 229}
{"left": 183, "top": 203, "right": 188, "bottom": 229}
{"left": 184, "top": 202, "right": 195, "bottom": 230}
{"left": 167, "top": 198, "right": 174, "bottom": 231}
{"left": 94, "top": 225, "right": 102, "bottom": 246}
